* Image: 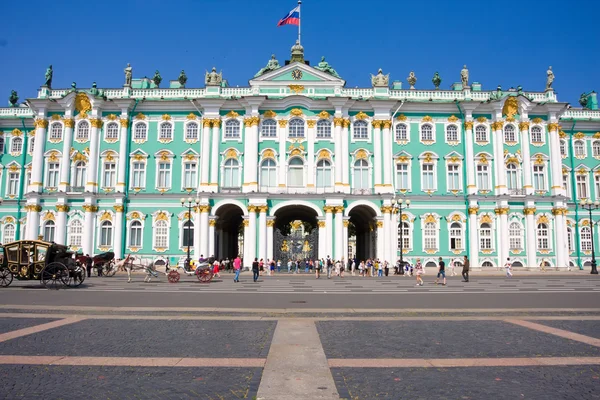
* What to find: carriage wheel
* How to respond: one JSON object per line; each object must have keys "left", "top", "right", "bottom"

{"left": 105, "top": 260, "right": 117, "bottom": 277}
{"left": 0, "top": 268, "right": 13, "bottom": 287}
{"left": 168, "top": 270, "right": 180, "bottom": 283}
{"left": 197, "top": 268, "right": 213, "bottom": 283}
{"left": 41, "top": 262, "right": 70, "bottom": 290}
{"left": 66, "top": 265, "right": 86, "bottom": 287}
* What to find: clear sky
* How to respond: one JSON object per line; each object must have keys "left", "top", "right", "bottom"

{"left": 1, "top": 0, "right": 598, "bottom": 106}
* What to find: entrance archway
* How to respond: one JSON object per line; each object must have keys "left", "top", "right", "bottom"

{"left": 273, "top": 205, "right": 319, "bottom": 264}
{"left": 348, "top": 205, "right": 377, "bottom": 261}
{"left": 214, "top": 204, "right": 244, "bottom": 260}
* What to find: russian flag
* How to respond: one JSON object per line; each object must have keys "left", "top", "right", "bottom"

{"left": 277, "top": 6, "right": 300, "bottom": 27}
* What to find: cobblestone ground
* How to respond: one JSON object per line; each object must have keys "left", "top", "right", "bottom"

{"left": 0, "top": 318, "right": 58, "bottom": 334}
{"left": 536, "top": 320, "right": 600, "bottom": 339}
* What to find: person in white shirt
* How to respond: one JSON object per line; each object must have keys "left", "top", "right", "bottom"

{"left": 504, "top": 257, "right": 513, "bottom": 277}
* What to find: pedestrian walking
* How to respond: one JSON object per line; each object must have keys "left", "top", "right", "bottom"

{"left": 462, "top": 256, "right": 470, "bottom": 282}
{"left": 451, "top": 259, "right": 457, "bottom": 277}
{"left": 340, "top": 259, "right": 345, "bottom": 278}
{"left": 277, "top": 259, "right": 281, "bottom": 273}
{"left": 287, "top": 259, "right": 292, "bottom": 273}
{"left": 252, "top": 258, "right": 260, "bottom": 282}
{"left": 233, "top": 255, "right": 241, "bottom": 283}
{"left": 377, "top": 261, "right": 383, "bottom": 277}
{"left": 415, "top": 260, "right": 424, "bottom": 286}
{"left": 85, "top": 254, "right": 93, "bottom": 278}
{"left": 540, "top": 258, "right": 547, "bottom": 272}
{"left": 504, "top": 257, "right": 513, "bottom": 278}
{"left": 259, "top": 258, "right": 264, "bottom": 275}
{"left": 213, "top": 259, "right": 221, "bottom": 278}
{"left": 326, "top": 256, "right": 333, "bottom": 279}
{"left": 384, "top": 261, "right": 390, "bottom": 277}
{"left": 315, "top": 259, "right": 321, "bottom": 279}
{"left": 351, "top": 259, "right": 356, "bottom": 276}
{"left": 270, "top": 259, "right": 275, "bottom": 275}
{"left": 359, "top": 261, "right": 364, "bottom": 276}
{"left": 295, "top": 260, "right": 300, "bottom": 274}
{"left": 435, "top": 257, "right": 446, "bottom": 286}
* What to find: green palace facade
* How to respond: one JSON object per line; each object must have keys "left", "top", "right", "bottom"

{"left": 1, "top": 42, "right": 599, "bottom": 270}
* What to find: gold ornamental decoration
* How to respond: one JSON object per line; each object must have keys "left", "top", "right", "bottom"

{"left": 225, "top": 110, "right": 239, "bottom": 119}
{"left": 225, "top": 149, "right": 238, "bottom": 160}
{"left": 317, "top": 149, "right": 330, "bottom": 160}
{"left": 262, "top": 149, "right": 275, "bottom": 159}
{"left": 288, "top": 85, "right": 304, "bottom": 94}
{"left": 82, "top": 204, "right": 99, "bottom": 213}
{"left": 396, "top": 114, "right": 407, "bottom": 121}
{"left": 119, "top": 118, "right": 129, "bottom": 127}
{"left": 382, "top": 120, "right": 392, "bottom": 129}
{"left": 574, "top": 132, "right": 585, "bottom": 139}
{"left": 278, "top": 119, "right": 288, "bottom": 128}
{"left": 491, "top": 121, "right": 504, "bottom": 131}
{"left": 523, "top": 207, "right": 536, "bottom": 215}
{"left": 186, "top": 113, "right": 197, "bottom": 120}
{"left": 318, "top": 221, "right": 326, "bottom": 228}
{"left": 11, "top": 129, "right": 22, "bottom": 137}
{"left": 547, "top": 123, "right": 559, "bottom": 132}
{"left": 371, "top": 120, "right": 382, "bottom": 129}
{"left": 422, "top": 116, "right": 433, "bottom": 122}
{"left": 266, "top": 220, "right": 275, "bottom": 227}
{"left": 34, "top": 119, "right": 48, "bottom": 129}
{"left": 342, "top": 118, "right": 350, "bottom": 128}
{"left": 480, "top": 214, "right": 493, "bottom": 224}
{"left": 537, "top": 215, "right": 550, "bottom": 224}
{"left": 424, "top": 214, "right": 437, "bottom": 223}
{"left": 355, "top": 149, "right": 368, "bottom": 160}
{"left": 464, "top": 121, "right": 474, "bottom": 130}
{"left": 209, "top": 219, "right": 217, "bottom": 227}
{"left": 376, "top": 221, "right": 384, "bottom": 228}
{"left": 307, "top": 120, "right": 316, "bottom": 128}
{"left": 247, "top": 205, "right": 257, "bottom": 213}
{"left": 532, "top": 118, "right": 543, "bottom": 124}
{"left": 64, "top": 119, "right": 75, "bottom": 128}
{"left": 113, "top": 205, "right": 124, "bottom": 212}
{"left": 99, "top": 211, "right": 113, "bottom": 222}
{"left": 518, "top": 122, "right": 530, "bottom": 131}
{"left": 448, "top": 115, "right": 459, "bottom": 122}
{"left": 468, "top": 206, "right": 479, "bottom": 215}
{"left": 55, "top": 204, "right": 69, "bottom": 212}
{"left": 333, "top": 117, "right": 344, "bottom": 127}
{"left": 106, "top": 114, "right": 118, "bottom": 121}
{"left": 476, "top": 116, "right": 487, "bottom": 123}
{"left": 75, "top": 93, "right": 92, "bottom": 114}
{"left": 355, "top": 111, "right": 368, "bottom": 120}
{"left": 263, "top": 110, "right": 277, "bottom": 119}
{"left": 42, "top": 212, "right": 55, "bottom": 221}
{"left": 318, "top": 111, "right": 330, "bottom": 119}
{"left": 161, "top": 114, "right": 171, "bottom": 121}
{"left": 502, "top": 96, "right": 518, "bottom": 118}
{"left": 135, "top": 113, "right": 146, "bottom": 120}
{"left": 90, "top": 119, "right": 103, "bottom": 128}
{"left": 323, "top": 206, "right": 335, "bottom": 213}
{"left": 155, "top": 211, "right": 169, "bottom": 221}
{"left": 290, "top": 108, "right": 304, "bottom": 117}
{"left": 198, "top": 205, "right": 211, "bottom": 213}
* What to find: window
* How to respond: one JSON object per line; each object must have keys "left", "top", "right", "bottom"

{"left": 531, "top": 126, "right": 543, "bottom": 143}
{"left": 50, "top": 123, "right": 63, "bottom": 141}
{"left": 533, "top": 165, "right": 546, "bottom": 191}
{"left": 479, "top": 223, "right": 492, "bottom": 250}
{"left": 11, "top": 137, "right": 22, "bottom": 153}
{"left": 28, "top": 137, "right": 35, "bottom": 154}
{"left": 261, "top": 119, "right": 277, "bottom": 138}
{"left": 422, "top": 163, "right": 435, "bottom": 190}
{"left": 447, "top": 164, "right": 460, "bottom": 191}
{"left": 134, "top": 123, "right": 147, "bottom": 141}
{"left": 157, "top": 162, "right": 171, "bottom": 189}
{"left": 159, "top": 122, "right": 173, "bottom": 141}
{"left": 396, "top": 163, "right": 409, "bottom": 190}
{"left": 223, "top": 158, "right": 240, "bottom": 187}
{"left": 424, "top": 222, "right": 437, "bottom": 250}
{"left": 567, "top": 227, "right": 574, "bottom": 252}
{"left": 186, "top": 122, "right": 199, "bottom": 141}
{"left": 576, "top": 174, "right": 588, "bottom": 199}
{"left": 506, "top": 163, "right": 519, "bottom": 190}
{"left": 593, "top": 141, "right": 600, "bottom": 158}
{"left": 449, "top": 222, "right": 462, "bottom": 250}
{"left": 44, "top": 221, "right": 56, "bottom": 242}
{"left": 154, "top": 220, "right": 168, "bottom": 249}
{"left": 353, "top": 120, "right": 368, "bottom": 139}
{"left": 182, "top": 220, "right": 194, "bottom": 247}
{"left": 129, "top": 220, "right": 143, "bottom": 247}
{"left": 482, "top": 261, "right": 494, "bottom": 268}
{"left": 73, "top": 162, "right": 87, "bottom": 189}
{"left": 560, "top": 140, "right": 567, "bottom": 157}
{"left": 46, "top": 162, "right": 60, "bottom": 188}
{"left": 537, "top": 223, "right": 550, "bottom": 250}
{"left": 574, "top": 140, "right": 585, "bottom": 157}
{"left": 398, "top": 222, "right": 411, "bottom": 250}
{"left": 100, "top": 221, "right": 113, "bottom": 247}
{"left": 475, "top": 126, "right": 487, "bottom": 142}
{"left": 316, "top": 120, "right": 331, "bottom": 138}
{"left": 446, "top": 125, "right": 458, "bottom": 142}
{"left": 581, "top": 226, "right": 592, "bottom": 251}
{"left": 225, "top": 120, "right": 240, "bottom": 138}
{"left": 421, "top": 124, "right": 433, "bottom": 141}
{"left": 504, "top": 125, "right": 516, "bottom": 142}
{"left": 476, "top": 164, "right": 490, "bottom": 191}
{"left": 68, "top": 219, "right": 83, "bottom": 248}
{"left": 563, "top": 173, "right": 570, "bottom": 196}
{"left": 509, "top": 222, "right": 522, "bottom": 250}
{"left": 288, "top": 118, "right": 305, "bottom": 138}
{"left": 3, "top": 224, "right": 15, "bottom": 244}
{"left": 103, "top": 162, "right": 116, "bottom": 188}
{"left": 288, "top": 158, "right": 304, "bottom": 187}
{"left": 260, "top": 159, "right": 277, "bottom": 188}
{"left": 105, "top": 122, "right": 119, "bottom": 140}
{"left": 131, "top": 162, "right": 146, "bottom": 188}
{"left": 316, "top": 159, "right": 332, "bottom": 188}
{"left": 596, "top": 175, "right": 600, "bottom": 199}
{"left": 353, "top": 159, "right": 369, "bottom": 190}
{"left": 395, "top": 124, "right": 407, "bottom": 141}
{"left": 183, "top": 162, "right": 197, "bottom": 189}
{"left": 76, "top": 121, "right": 89, "bottom": 141}
{"left": 0, "top": 136, "right": 4, "bottom": 153}
{"left": 7, "top": 172, "right": 19, "bottom": 196}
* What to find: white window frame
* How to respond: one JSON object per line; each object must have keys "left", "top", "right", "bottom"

{"left": 133, "top": 122, "right": 148, "bottom": 142}
{"left": 224, "top": 119, "right": 241, "bottom": 139}
{"left": 222, "top": 158, "right": 241, "bottom": 188}
{"left": 560, "top": 139, "right": 568, "bottom": 157}
{"left": 287, "top": 157, "right": 305, "bottom": 187}
{"left": 398, "top": 221, "right": 412, "bottom": 251}
{"left": 509, "top": 221, "right": 523, "bottom": 251}
{"left": 68, "top": 219, "right": 83, "bottom": 248}
{"left": 45, "top": 160, "right": 60, "bottom": 188}
{"left": 3, "top": 223, "right": 15, "bottom": 244}
{"left": 7, "top": 170, "right": 19, "bottom": 196}
{"left": 592, "top": 140, "right": 600, "bottom": 158}
{"left": 533, "top": 163, "right": 547, "bottom": 192}
{"left": 185, "top": 121, "right": 199, "bottom": 142}
{"left": 181, "top": 220, "right": 194, "bottom": 249}
{"left": 396, "top": 162, "right": 411, "bottom": 191}
{"left": 158, "top": 122, "right": 173, "bottom": 142}
{"left": 352, "top": 120, "right": 369, "bottom": 140}
{"left": 105, "top": 122, "right": 119, "bottom": 141}
{"left": 49, "top": 122, "right": 63, "bottom": 141}
{"left": 479, "top": 223, "right": 493, "bottom": 251}
{"left": 449, "top": 222, "right": 464, "bottom": 250}
{"left": 182, "top": 160, "right": 198, "bottom": 190}
{"left": 156, "top": 160, "right": 172, "bottom": 190}
{"left": 261, "top": 119, "right": 277, "bottom": 138}
{"left": 574, "top": 140, "right": 586, "bottom": 158}
{"left": 352, "top": 159, "right": 370, "bottom": 190}
{"left": 11, "top": 137, "right": 22, "bottom": 154}
{"left": 75, "top": 120, "right": 90, "bottom": 142}
{"left": 153, "top": 220, "right": 169, "bottom": 250}
{"left": 72, "top": 161, "right": 87, "bottom": 189}
{"left": 576, "top": 173, "right": 589, "bottom": 199}
{"left": 420, "top": 123, "right": 434, "bottom": 143}
{"left": 445, "top": 124, "right": 459, "bottom": 143}
{"left": 567, "top": 226, "right": 574, "bottom": 252}
{"left": 0, "top": 136, "right": 4, "bottom": 154}
{"left": 99, "top": 220, "right": 113, "bottom": 248}
{"left": 43, "top": 220, "right": 56, "bottom": 242}
{"left": 446, "top": 163, "right": 461, "bottom": 192}
{"left": 504, "top": 124, "right": 517, "bottom": 144}
{"left": 537, "top": 223, "right": 550, "bottom": 250}
{"left": 581, "top": 226, "right": 592, "bottom": 251}
{"left": 260, "top": 158, "right": 278, "bottom": 188}
{"left": 422, "top": 221, "right": 438, "bottom": 252}
{"left": 28, "top": 137, "right": 35, "bottom": 155}
{"left": 102, "top": 161, "right": 117, "bottom": 189}
{"left": 315, "top": 159, "right": 332, "bottom": 188}
{"left": 475, "top": 125, "right": 488, "bottom": 143}
{"left": 476, "top": 163, "right": 491, "bottom": 191}
{"left": 288, "top": 118, "right": 305, "bottom": 139}
{"left": 530, "top": 126, "right": 544, "bottom": 144}
{"left": 316, "top": 119, "right": 332, "bottom": 139}
{"left": 128, "top": 219, "right": 144, "bottom": 248}
{"left": 506, "top": 163, "right": 521, "bottom": 190}
{"left": 395, "top": 123, "right": 409, "bottom": 142}
{"left": 595, "top": 174, "right": 600, "bottom": 199}
{"left": 421, "top": 163, "right": 436, "bottom": 192}
{"left": 130, "top": 159, "right": 147, "bottom": 189}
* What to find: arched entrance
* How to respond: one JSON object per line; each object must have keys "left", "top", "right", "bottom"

{"left": 273, "top": 205, "right": 319, "bottom": 264}
{"left": 214, "top": 204, "right": 244, "bottom": 260}
{"left": 348, "top": 205, "right": 377, "bottom": 261}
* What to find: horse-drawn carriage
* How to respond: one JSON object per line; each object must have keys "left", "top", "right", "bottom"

{"left": 167, "top": 257, "right": 215, "bottom": 283}
{"left": 0, "top": 240, "right": 86, "bottom": 289}
{"left": 76, "top": 252, "right": 117, "bottom": 276}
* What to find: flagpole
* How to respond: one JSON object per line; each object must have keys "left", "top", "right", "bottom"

{"left": 298, "top": 0, "right": 302, "bottom": 45}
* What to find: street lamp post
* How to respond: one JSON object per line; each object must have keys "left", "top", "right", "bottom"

{"left": 580, "top": 199, "right": 599, "bottom": 274}
{"left": 392, "top": 197, "right": 410, "bottom": 274}
{"left": 181, "top": 197, "right": 199, "bottom": 270}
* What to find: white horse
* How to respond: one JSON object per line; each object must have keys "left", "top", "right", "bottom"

{"left": 123, "top": 256, "right": 166, "bottom": 283}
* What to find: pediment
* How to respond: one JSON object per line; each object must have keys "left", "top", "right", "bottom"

{"left": 250, "top": 62, "right": 345, "bottom": 87}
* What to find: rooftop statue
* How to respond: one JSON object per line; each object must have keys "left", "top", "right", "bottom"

{"left": 489, "top": 85, "right": 503, "bottom": 100}
{"left": 89, "top": 82, "right": 99, "bottom": 96}
{"left": 290, "top": 40, "right": 305, "bottom": 63}
{"left": 44, "top": 65, "right": 53, "bottom": 88}
{"left": 579, "top": 93, "right": 589, "bottom": 108}
{"left": 205, "top": 67, "right": 223, "bottom": 86}
{"left": 70, "top": 82, "right": 77, "bottom": 91}
{"left": 124, "top": 63, "right": 132, "bottom": 86}
{"left": 153, "top": 70, "right": 162, "bottom": 88}
{"left": 371, "top": 68, "right": 389, "bottom": 87}
{"left": 315, "top": 56, "right": 340, "bottom": 79}
{"left": 254, "top": 54, "right": 281, "bottom": 77}
{"left": 546, "top": 66, "right": 554, "bottom": 90}
{"left": 407, "top": 71, "right": 417, "bottom": 90}
{"left": 8, "top": 90, "right": 18, "bottom": 107}
{"left": 461, "top": 65, "right": 469, "bottom": 87}
{"left": 178, "top": 70, "right": 188, "bottom": 87}
{"left": 432, "top": 72, "right": 442, "bottom": 90}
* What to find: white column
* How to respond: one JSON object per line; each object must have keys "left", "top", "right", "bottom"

{"left": 382, "top": 209, "right": 390, "bottom": 263}
{"left": 258, "top": 205, "right": 267, "bottom": 262}
{"left": 498, "top": 207, "right": 509, "bottom": 266}
{"left": 194, "top": 211, "right": 201, "bottom": 257}
{"left": 318, "top": 220, "right": 326, "bottom": 259}
{"left": 334, "top": 207, "right": 344, "bottom": 260}
{"left": 333, "top": 119, "right": 343, "bottom": 190}
{"left": 209, "top": 120, "right": 221, "bottom": 193}
{"left": 199, "top": 205, "right": 210, "bottom": 257}
{"left": 492, "top": 121, "right": 507, "bottom": 195}
{"left": 547, "top": 123, "right": 564, "bottom": 196}
{"left": 85, "top": 118, "right": 102, "bottom": 193}
{"left": 54, "top": 205, "right": 68, "bottom": 245}
{"left": 341, "top": 119, "right": 350, "bottom": 190}
{"left": 391, "top": 210, "right": 399, "bottom": 262}
{"left": 519, "top": 122, "right": 533, "bottom": 195}
{"left": 306, "top": 120, "right": 315, "bottom": 188}
{"left": 553, "top": 208, "right": 566, "bottom": 269}
{"left": 200, "top": 120, "right": 211, "bottom": 190}
{"left": 342, "top": 219, "right": 349, "bottom": 263}
{"left": 116, "top": 117, "right": 129, "bottom": 193}
{"left": 113, "top": 205, "right": 124, "bottom": 258}
{"left": 266, "top": 219, "right": 274, "bottom": 261}
{"left": 26, "top": 205, "right": 41, "bottom": 240}
{"left": 373, "top": 121, "right": 382, "bottom": 192}
{"left": 376, "top": 220, "right": 384, "bottom": 260}
{"left": 243, "top": 219, "right": 253, "bottom": 269}
{"left": 468, "top": 206, "right": 479, "bottom": 268}
{"left": 208, "top": 219, "right": 216, "bottom": 257}
{"left": 465, "top": 122, "right": 477, "bottom": 194}
{"left": 30, "top": 119, "right": 48, "bottom": 192}
{"left": 325, "top": 207, "right": 334, "bottom": 258}
{"left": 278, "top": 120, "right": 287, "bottom": 188}
{"left": 382, "top": 121, "right": 393, "bottom": 192}
{"left": 525, "top": 207, "right": 536, "bottom": 268}
{"left": 82, "top": 205, "right": 97, "bottom": 256}
{"left": 58, "top": 119, "right": 74, "bottom": 192}
{"left": 243, "top": 114, "right": 260, "bottom": 193}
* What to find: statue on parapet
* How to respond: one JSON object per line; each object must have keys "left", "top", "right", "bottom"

{"left": 8, "top": 90, "right": 18, "bottom": 107}
{"left": 371, "top": 68, "right": 389, "bottom": 87}
{"left": 44, "top": 65, "right": 53, "bottom": 88}
{"left": 315, "top": 56, "right": 340, "bottom": 79}
{"left": 432, "top": 72, "right": 442, "bottom": 90}
{"left": 124, "top": 63, "right": 132, "bottom": 86}
{"left": 254, "top": 54, "right": 281, "bottom": 78}
{"left": 178, "top": 70, "right": 188, "bottom": 87}
{"left": 153, "top": 70, "right": 162, "bottom": 88}
{"left": 546, "top": 66, "right": 554, "bottom": 90}
{"left": 205, "top": 67, "right": 223, "bottom": 86}
{"left": 579, "top": 93, "right": 589, "bottom": 108}
{"left": 461, "top": 65, "right": 469, "bottom": 88}
{"left": 407, "top": 71, "right": 417, "bottom": 90}
{"left": 89, "top": 82, "right": 99, "bottom": 96}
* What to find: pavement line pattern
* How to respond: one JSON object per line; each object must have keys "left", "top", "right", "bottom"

{"left": 328, "top": 357, "right": 600, "bottom": 368}
{"left": 506, "top": 319, "right": 600, "bottom": 348}
{"left": 0, "top": 355, "right": 266, "bottom": 367}
{"left": 257, "top": 319, "right": 339, "bottom": 400}
{"left": 0, "top": 317, "right": 84, "bottom": 343}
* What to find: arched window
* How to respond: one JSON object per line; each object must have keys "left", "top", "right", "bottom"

{"left": 424, "top": 222, "right": 437, "bottom": 251}
{"left": 567, "top": 227, "right": 574, "bottom": 252}
{"left": 68, "top": 219, "right": 83, "bottom": 248}
{"left": 398, "top": 221, "right": 411, "bottom": 250}
{"left": 482, "top": 261, "right": 494, "bottom": 268}
{"left": 76, "top": 121, "right": 90, "bottom": 141}
{"left": 420, "top": 124, "right": 433, "bottom": 141}
{"left": 3, "top": 224, "right": 15, "bottom": 243}
{"left": 11, "top": 137, "right": 22, "bottom": 153}
{"left": 395, "top": 124, "right": 407, "bottom": 141}
{"left": 506, "top": 163, "right": 519, "bottom": 190}
{"left": 316, "top": 120, "right": 331, "bottom": 138}
{"left": 159, "top": 122, "right": 173, "bottom": 141}
{"left": 46, "top": 161, "right": 60, "bottom": 188}
{"left": 581, "top": 226, "right": 592, "bottom": 251}
{"left": 0, "top": 136, "right": 4, "bottom": 153}
{"left": 44, "top": 221, "right": 56, "bottom": 242}
{"left": 531, "top": 126, "right": 543, "bottom": 143}
{"left": 222, "top": 158, "right": 240, "bottom": 188}
{"left": 72, "top": 161, "right": 87, "bottom": 189}
{"left": 288, "top": 158, "right": 304, "bottom": 187}
{"left": 476, "top": 164, "right": 490, "bottom": 191}
{"left": 100, "top": 221, "right": 113, "bottom": 247}
{"left": 154, "top": 220, "right": 169, "bottom": 249}
{"left": 105, "top": 122, "right": 119, "bottom": 140}
{"left": 316, "top": 159, "right": 332, "bottom": 188}
{"left": 225, "top": 120, "right": 241, "bottom": 138}
{"left": 288, "top": 118, "right": 305, "bottom": 138}
{"left": 396, "top": 163, "right": 409, "bottom": 190}
{"left": 479, "top": 223, "right": 492, "bottom": 250}
{"left": 134, "top": 123, "right": 147, "bottom": 141}
{"left": 504, "top": 125, "right": 516, "bottom": 142}
{"left": 475, "top": 125, "right": 487, "bottom": 142}
{"left": 574, "top": 140, "right": 585, "bottom": 157}
{"left": 185, "top": 122, "right": 199, "bottom": 140}
{"left": 50, "top": 123, "right": 63, "bottom": 141}
{"left": 353, "top": 120, "right": 368, "bottom": 139}
{"left": 509, "top": 222, "right": 522, "bottom": 250}
{"left": 537, "top": 223, "right": 549, "bottom": 250}
{"left": 261, "top": 119, "right": 277, "bottom": 138}
{"left": 446, "top": 125, "right": 458, "bottom": 142}
{"left": 560, "top": 140, "right": 567, "bottom": 157}
{"left": 129, "top": 220, "right": 143, "bottom": 247}
{"left": 260, "top": 159, "right": 277, "bottom": 188}
{"left": 449, "top": 222, "right": 462, "bottom": 250}
{"left": 353, "top": 159, "right": 369, "bottom": 190}
{"left": 182, "top": 220, "right": 194, "bottom": 247}
{"left": 533, "top": 165, "right": 546, "bottom": 191}
{"left": 593, "top": 141, "right": 600, "bottom": 158}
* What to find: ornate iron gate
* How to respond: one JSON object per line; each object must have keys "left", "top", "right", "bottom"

{"left": 274, "top": 225, "right": 318, "bottom": 264}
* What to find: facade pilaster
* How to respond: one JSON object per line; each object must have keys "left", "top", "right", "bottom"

{"left": 209, "top": 119, "right": 221, "bottom": 193}
{"left": 372, "top": 120, "right": 383, "bottom": 192}
{"left": 552, "top": 206, "right": 567, "bottom": 268}
{"left": 278, "top": 120, "right": 287, "bottom": 188}
{"left": 468, "top": 204, "right": 479, "bottom": 269}
{"left": 496, "top": 204, "right": 509, "bottom": 267}
{"left": 266, "top": 219, "right": 274, "bottom": 261}
{"left": 333, "top": 118, "right": 343, "bottom": 191}
{"left": 491, "top": 120, "right": 507, "bottom": 195}
{"left": 376, "top": 219, "right": 384, "bottom": 260}
{"left": 194, "top": 210, "right": 201, "bottom": 258}
{"left": 341, "top": 118, "right": 350, "bottom": 191}
{"left": 30, "top": 118, "right": 48, "bottom": 193}
{"left": 524, "top": 205, "right": 536, "bottom": 268}
{"left": 116, "top": 117, "right": 129, "bottom": 192}
{"left": 306, "top": 120, "right": 316, "bottom": 188}
{"left": 54, "top": 204, "right": 69, "bottom": 245}
{"left": 342, "top": 218, "right": 349, "bottom": 263}
{"left": 85, "top": 117, "right": 102, "bottom": 193}
{"left": 317, "top": 219, "right": 326, "bottom": 260}
{"left": 25, "top": 204, "right": 41, "bottom": 240}
{"left": 334, "top": 206, "right": 344, "bottom": 261}
{"left": 198, "top": 204, "right": 210, "bottom": 257}
{"left": 519, "top": 121, "right": 534, "bottom": 195}
{"left": 82, "top": 204, "right": 98, "bottom": 255}
{"left": 113, "top": 205, "right": 124, "bottom": 258}
{"left": 242, "top": 116, "right": 259, "bottom": 193}
{"left": 58, "top": 117, "right": 74, "bottom": 192}
{"left": 324, "top": 206, "right": 334, "bottom": 258}
{"left": 257, "top": 205, "right": 268, "bottom": 262}
{"left": 381, "top": 206, "right": 391, "bottom": 262}
{"left": 208, "top": 218, "right": 216, "bottom": 257}
{"left": 245, "top": 206, "right": 258, "bottom": 264}
{"left": 199, "top": 119, "right": 211, "bottom": 191}
{"left": 547, "top": 122, "right": 564, "bottom": 196}
{"left": 464, "top": 121, "right": 477, "bottom": 194}
{"left": 381, "top": 120, "right": 394, "bottom": 193}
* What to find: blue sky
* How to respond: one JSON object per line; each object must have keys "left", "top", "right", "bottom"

{"left": 1, "top": 0, "right": 598, "bottom": 105}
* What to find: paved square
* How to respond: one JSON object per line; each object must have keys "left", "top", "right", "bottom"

{"left": 0, "top": 318, "right": 59, "bottom": 334}
{"left": 535, "top": 319, "right": 600, "bottom": 340}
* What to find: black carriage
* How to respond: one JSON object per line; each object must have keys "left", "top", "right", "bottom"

{"left": 0, "top": 240, "right": 86, "bottom": 289}
{"left": 76, "top": 251, "right": 116, "bottom": 276}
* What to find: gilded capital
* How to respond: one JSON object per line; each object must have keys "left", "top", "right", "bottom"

{"left": 518, "top": 122, "right": 530, "bottom": 131}
{"left": 491, "top": 121, "right": 504, "bottom": 131}
{"left": 371, "top": 120, "right": 382, "bottom": 129}
{"left": 547, "top": 123, "right": 559, "bottom": 132}
{"left": 334, "top": 206, "right": 344, "bottom": 213}
{"left": 382, "top": 120, "right": 392, "bottom": 129}
{"left": 34, "top": 119, "right": 49, "bottom": 129}
{"left": 257, "top": 205, "right": 269, "bottom": 213}
{"left": 198, "top": 205, "right": 211, "bottom": 213}
{"left": 494, "top": 207, "right": 509, "bottom": 215}
{"left": 523, "top": 207, "right": 536, "bottom": 215}
{"left": 333, "top": 117, "right": 344, "bottom": 127}
{"left": 82, "top": 204, "right": 99, "bottom": 213}
{"left": 212, "top": 119, "right": 222, "bottom": 128}
{"left": 318, "top": 221, "right": 326, "bottom": 228}
{"left": 278, "top": 119, "right": 288, "bottom": 128}
{"left": 90, "top": 118, "right": 103, "bottom": 128}
{"left": 342, "top": 118, "right": 350, "bottom": 128}
{"left": 203, "top": 119, "right": 212, "bottom": 128}
{"left": 119, "top": 118, "right": 129, "bottom": 128}
{"left": 323, "top": 205, "right": 334, "bottom": 213}
{"left": 307, "top": 120, "right": 316, "bottom": 128}
{"left": 244, "top": 116, "right": 260, "bottom": 127}
{"left": 25, "top": 205, "right": 43, "bottom": 212}
{"left": 55, "top": 204, "right": 70, "bottom": 212}
{"left": 63, "top": 118, "right": 75, "bottom": 128}
{"left": 113, "top": 205, "right": 124, "bottom": 212}
{"left": 464, "top": 121, "right": 474, "bottom": 130}
{"left": 242, "top": 219, "right": 250, "bottom": 227}
{"left": 468, "top": 206, "right": 479, "bottom": 215}
{"left": 376, "top": 221, "right": 384, "bottom": 228}
{"left": 266, "top": 220, "right": 275, "bottom": 227}
{"left": 248, "top": 205, "right": 258, "bottom": 213}
{"left": 209, "top": 219, "right": 217, "bottom": 227}
{"left": 343, "top": 220, "right": 350, "bottom": 227}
